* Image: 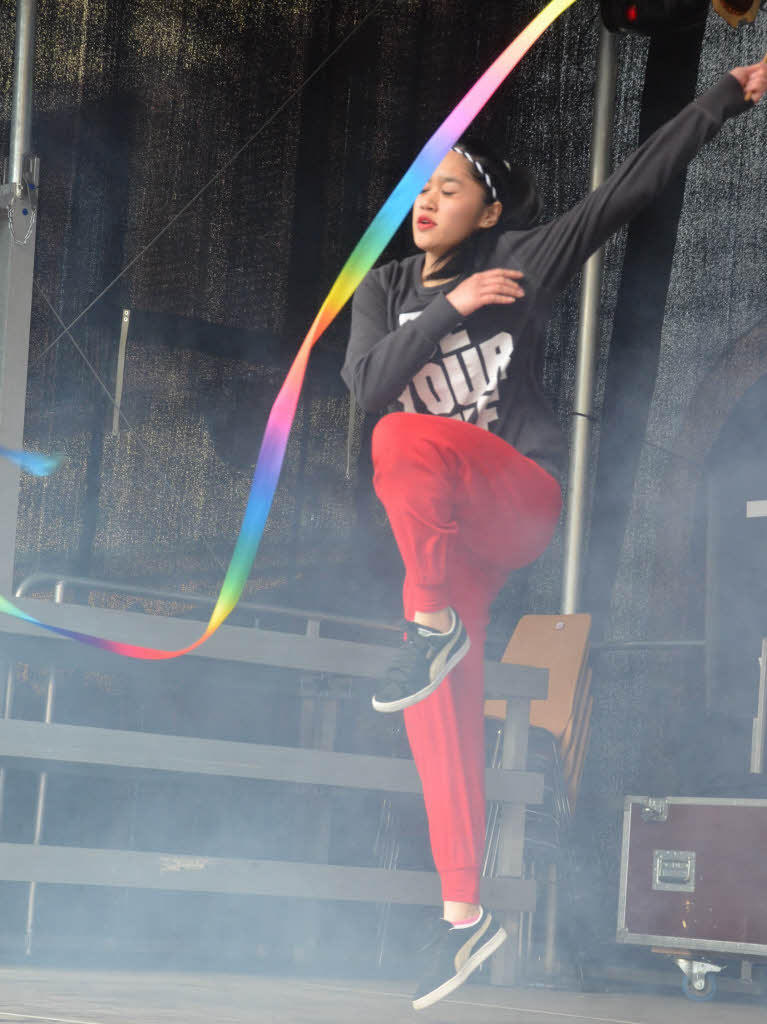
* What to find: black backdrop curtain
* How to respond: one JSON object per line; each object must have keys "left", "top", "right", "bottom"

{"left": 11, "top": 0, "right": 624, "bottom": 628}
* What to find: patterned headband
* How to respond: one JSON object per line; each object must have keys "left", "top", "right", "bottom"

{"left": 451, "top": 146, "right": 498, "bottom": 202}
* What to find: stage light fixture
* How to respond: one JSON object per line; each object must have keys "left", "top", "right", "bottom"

{"left": 599, "top": 0, "right": 709, "bottom": 34}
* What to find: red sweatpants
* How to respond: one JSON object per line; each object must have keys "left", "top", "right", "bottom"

{"left": 371, "top": 412, "right": 562, "bottom": 904}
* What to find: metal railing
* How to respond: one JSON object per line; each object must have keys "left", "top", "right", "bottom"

{"left": 15, "top": 571, "right": 708, "bottom": 654}
{"left": 15, "top": 572, "right": 403, "bottom": 639}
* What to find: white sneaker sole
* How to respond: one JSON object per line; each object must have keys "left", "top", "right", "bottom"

{"left": 371, "top": 632, "right": 471, "bottom": 713}
{"left": 411, "top": 925, "right": 508, "bottom": 1011}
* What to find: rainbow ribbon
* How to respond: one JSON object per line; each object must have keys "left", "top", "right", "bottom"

{"left": 1, "top": 0, "right": 577, "bottom": 659}
{"left": 0, "top": 446, "right": 63, "bottom": 477}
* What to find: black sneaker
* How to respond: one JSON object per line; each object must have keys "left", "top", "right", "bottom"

{"left": 371, "top": 609, "right": 471, "bottom": 713}
{"left": 412, "top": 907, "right": 507, "bottom": 1011}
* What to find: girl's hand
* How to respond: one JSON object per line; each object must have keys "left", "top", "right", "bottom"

{"left": 446, "top": 269, "right": 525, "bottom": 317}
{"left": 729, "top": 60, "right": 767, "bottom": 103}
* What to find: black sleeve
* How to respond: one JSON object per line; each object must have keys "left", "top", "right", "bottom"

{"left": 341, "top": 268, "right": 463, "bottom": 413}
{"left": 513, "top": 74, "right": 752, "bottom": 294}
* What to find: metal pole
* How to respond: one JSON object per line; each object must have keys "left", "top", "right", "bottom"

{"left": 0, "top": 0, "right": 39, "bottom": 594}
{"left": 24, "top": 580, "right": 62, "bottom": 956}
{"left": 543, "top": 862, "right": 559, "bottom": 975}
{"left": 0, "top": 663, "right": 15, "bottom": 833}
{"left": 750, "top": 638, "right": 767, "bottom": 775}
{"left": 9, "top": 0, "right": 36, "bottom": 190}
{"left": 25, "top": 670, "right": 53, "bottom": 954}
{"left": 111, "top": 309, "right": 131, "bottom": 435}
{"left": 561, "top": 26, "right": 618, "bottom": 615}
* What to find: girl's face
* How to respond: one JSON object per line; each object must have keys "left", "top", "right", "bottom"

{"left": 412, "top": 150, "right": 501, "bottom": 262}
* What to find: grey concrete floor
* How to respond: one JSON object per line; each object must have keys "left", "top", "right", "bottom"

{"left": 0, "top": 969, "right": 765, "bottom": 1024}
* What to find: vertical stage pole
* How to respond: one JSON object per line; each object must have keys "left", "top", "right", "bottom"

{"left": 561, "top": 25, "right": 617, "bottom": 615}
{"left": 0, "top": 0, "right": 39, "bottom": 594}
{"left": 550, "top": 27, "right": 617, "bottom": 977}
{"left": 9, "top": 0, "right": 36, "bottom": 189}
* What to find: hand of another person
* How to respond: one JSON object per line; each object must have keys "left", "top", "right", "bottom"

{"left": 729, "top": 60, "right": 767, "bottom": 103}
{"left": 446, "top": 269, "right": 525, "bottom": 318}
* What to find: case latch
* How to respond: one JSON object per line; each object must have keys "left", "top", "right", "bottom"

{"left": 653, "top": 849, "right": 696, "bottom": 892}
{"left": 641, "top": 798, "right": 669, "bottom": 822}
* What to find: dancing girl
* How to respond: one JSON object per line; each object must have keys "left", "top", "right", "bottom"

{"left": 342, "top": 60, "right": 767, "bottom": 1010}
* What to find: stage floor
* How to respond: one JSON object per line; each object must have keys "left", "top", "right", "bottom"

{"left": 0, "top": 969, "right": 765, "bottom": 1023}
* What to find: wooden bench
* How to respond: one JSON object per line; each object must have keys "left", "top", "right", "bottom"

{"left": 0, "top": 595, "right": 548, "bottom": 983}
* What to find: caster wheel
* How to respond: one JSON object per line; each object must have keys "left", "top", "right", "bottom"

{"left": 681, "top": 972, "right": 718, "bottom": 1001}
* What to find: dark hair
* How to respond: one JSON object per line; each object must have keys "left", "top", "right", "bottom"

{"left": 424, "top": 136, "right": 541, "bottom": 282}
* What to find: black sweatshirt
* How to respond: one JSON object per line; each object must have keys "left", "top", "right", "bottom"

{"left": 341, "top": 75, "right": 751, "bottom": 482}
